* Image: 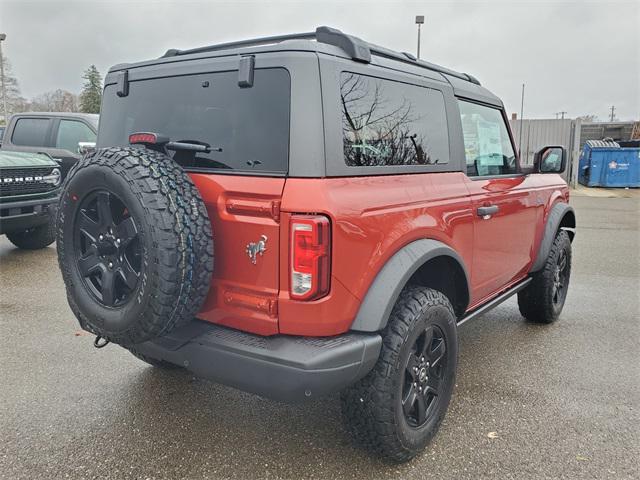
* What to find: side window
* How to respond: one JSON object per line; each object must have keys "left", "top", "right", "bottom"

{"left": 458, "top": 101, "right": 517, "bottom": 177}
{"left": 56, "top": 120, "right": 97, "bottom": 152}
{"left": 340, "top": 72, "right": 449, "bottom": 167}
{"left": 11, "top": 118, "right": 51, "bottom": 147}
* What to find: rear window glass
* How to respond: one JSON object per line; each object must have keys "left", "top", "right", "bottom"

{"left": 11, "top": 118, "right": 50, "bottom": 147}
{"left": 98, "top": 68, "right": 290, "bottom": 174}
{"left": 340, "top": 72, "right": 449, "bottom": 167}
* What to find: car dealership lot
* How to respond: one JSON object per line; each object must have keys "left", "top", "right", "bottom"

{"left": 0, "top": 194, "right": 638, "bottom": 480}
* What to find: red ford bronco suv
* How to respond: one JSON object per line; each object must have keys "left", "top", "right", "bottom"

{"left": 56, "top": 27, "right": 575, "bottom": 462}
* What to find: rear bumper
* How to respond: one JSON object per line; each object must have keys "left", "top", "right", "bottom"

{"left": 132, "top": 320, "right": 382, "bottom": 402}
{"left": 0, "top": 196, "right": 58, "bottom": 234}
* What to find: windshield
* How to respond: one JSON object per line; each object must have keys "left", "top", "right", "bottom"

{"left": 98, "top": 68, "right": 290, "bottom": 174}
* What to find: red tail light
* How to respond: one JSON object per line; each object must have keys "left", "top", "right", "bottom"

{"left": 290, "top": 215, "right": 331, "bottom": 300}
{"left": 129, "top": 132, "right": 159, "bottom": 145}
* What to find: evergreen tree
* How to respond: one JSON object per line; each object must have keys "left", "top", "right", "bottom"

{"left": 79, "top": 65, "right": 102, "bottom": 114}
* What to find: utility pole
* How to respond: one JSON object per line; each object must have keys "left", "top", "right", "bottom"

{"left": 609, "top": 105, "right": 616, "bottom": 122}
{"left": 518, "top": 83, "right": 525, "bottom": 162}
{"left": 555, "top": 111, "right": 567, "bottom": 119}
{"left": 415, "top": 16, "right": 424, "bottom": 59}
{"left": 0, "top": 33, "right": 7, "bottom": 126}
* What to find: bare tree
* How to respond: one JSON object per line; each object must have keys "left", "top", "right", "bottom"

{"left": 340, "top": 73, "right": 433, "bottom": 167}
{"left": 0, "top": 52, "right": 28, "bottom": 120}
{"left": 30, "top": 89, "right": 79, "bottom": 112}
{"left": 577, "top": 114, "right": 598, "bottom": 123}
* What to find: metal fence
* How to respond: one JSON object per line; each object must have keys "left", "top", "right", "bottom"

{"left": 508, "top": 119, "right": 638, "bottom": 187}
{"left": 509, "top": 119, "right": 581, "bottom": 185}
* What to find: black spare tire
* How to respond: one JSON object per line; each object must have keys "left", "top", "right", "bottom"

{"left": 57, "top": 147, "right": 214, "bottom": 345}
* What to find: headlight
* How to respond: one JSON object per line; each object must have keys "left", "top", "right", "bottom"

{"left": 43, "top": 168, "right": 61, "bottom": 186}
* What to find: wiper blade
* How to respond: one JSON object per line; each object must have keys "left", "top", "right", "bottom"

{"left": 166, "top": 140, "right": 223, "bottom": 153}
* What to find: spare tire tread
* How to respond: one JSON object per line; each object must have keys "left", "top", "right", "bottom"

{"left": 57, "top": 147, "right": 213, "bottom": 345}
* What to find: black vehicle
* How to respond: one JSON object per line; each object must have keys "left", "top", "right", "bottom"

{"left": 0, "top": 150, "right": 61, "bottom": 249}
{"left": 0, "top": 112, "right": 98, "bottom": 177}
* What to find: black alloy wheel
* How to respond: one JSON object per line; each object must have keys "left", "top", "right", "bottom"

{"left": 340, "top": 286, "right": 458, "bottom": 463}
{"left": 402, "top": 324, "right": 448, "bottom": 427}
{"left": 517, "top": 229, "right": 572, "bottom": 324}
{"left": 74, "top": 190, "right": 141, "bottom": 307}
{"left": 552, "top": 248, "right": 569, "bottom": 306}
{"left": 57, "top": 147, "right": 213, "bottom": 345}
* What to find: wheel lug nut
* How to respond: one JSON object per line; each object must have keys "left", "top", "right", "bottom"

{"left": 99, "top": 235, "right": 104, "bottom": 241}
{"left": 413, "top": 382, "right": 417, "bottom": 388}
{"left": 108, "top": 262, "right": 113, "bottom": 269}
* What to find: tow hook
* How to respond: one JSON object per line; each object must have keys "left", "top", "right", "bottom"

{"left": 93, "top": 336, "right": 110, "bottom": 349}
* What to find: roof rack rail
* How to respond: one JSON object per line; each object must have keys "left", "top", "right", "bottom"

{"left": 368, "top": 44, "right": 481, "bottom": 85}
{"left": 160, "top": 26, "right": 479, "bottom": 85}
{"left": 161, "top": 26, "right": 371, "bottom": 62}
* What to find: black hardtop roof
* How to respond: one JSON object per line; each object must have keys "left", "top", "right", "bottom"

{"left": 107, "top": 26, "right": 501, "bottom": 106}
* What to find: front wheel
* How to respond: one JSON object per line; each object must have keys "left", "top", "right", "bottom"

{"left": 518, "top": 230, "right": 572, "bottom": 324}
{"left": 6, "top": 216, "right": 56, "bottom": 250}
{"left": 340, "top": 286, "right": 458, "bottom": 463}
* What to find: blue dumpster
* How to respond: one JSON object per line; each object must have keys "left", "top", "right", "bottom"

{"left": 578, "top": 140, "right": 640, "bottom": 188}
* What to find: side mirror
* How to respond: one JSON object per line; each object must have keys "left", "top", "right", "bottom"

{"left": 78, "top": 141, "right": 96, "bottom": 155}
{"left": 534, "top": 145, "right": 566, "bottom": 174}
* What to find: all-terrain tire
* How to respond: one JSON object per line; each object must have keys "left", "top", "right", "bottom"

{"left": 57, "top": 146, "right": 214, "bottom": 346}
{"left": 6, "top": 215, "right": 56, "bottom": 249}
{"left": 518, "top": 230, "right": 572, "bottom": 324}
{"left": 340, "top": 286, "right": 458, "bottom": 463}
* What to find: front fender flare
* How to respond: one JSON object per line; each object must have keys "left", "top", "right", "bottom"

{"left": 350, "top": 239, "right": 470, "bottom": 332}
{"left": 530, "top": 202, "right": 575, "bottom": 273}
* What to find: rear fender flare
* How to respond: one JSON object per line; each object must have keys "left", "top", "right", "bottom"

{"left": 350, "top": 239, "right": 470, "bottom": 332}
{"left": 530, "top": 202, "right": 575, "bottom": 273}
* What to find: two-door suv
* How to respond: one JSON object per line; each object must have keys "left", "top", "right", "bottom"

{"left": 57, "top": 27, "right": 575, "bottom": 462}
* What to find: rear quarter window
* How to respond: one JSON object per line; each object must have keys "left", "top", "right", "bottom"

{"left": 98, "top": 68, "right": 290, "bottom": 175}
{"left": 11, "top": 118, "right": 51, "bottom": 147}
{"left": 340, "top": 72, "right": 449, "bottom": 167}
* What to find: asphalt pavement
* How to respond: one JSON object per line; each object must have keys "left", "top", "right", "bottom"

{"left": 0, "top": 194, "right": 638, "bottom": 480}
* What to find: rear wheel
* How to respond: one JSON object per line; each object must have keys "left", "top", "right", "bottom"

{"left": 341, "top": 286, "right": 458, "bottom": 463}
{"left": 6, "top": 216, "right": 56, "bottom": 250}
{"left": 518, "top": 230, "right": 572, "bottom": 323}
{"left": 57, "top": 146, "right": 214, "bottom": 346}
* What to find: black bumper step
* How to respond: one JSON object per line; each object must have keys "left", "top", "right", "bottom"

{"left": 133, "top": 320, "right": 382, "bottom": 402}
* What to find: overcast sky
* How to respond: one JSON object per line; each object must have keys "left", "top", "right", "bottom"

{"left": 1, "top": 0, "right": 638, "bottom": 121}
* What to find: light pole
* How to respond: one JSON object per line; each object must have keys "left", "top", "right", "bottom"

{"left": 0, "top": 33, "right": 7, "bottom": 126}
{"left": 415, "top": 16, "right": 424, "bottom": 59}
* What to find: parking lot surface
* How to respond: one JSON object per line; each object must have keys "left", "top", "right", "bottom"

{"left": 1, "top": 195, "right": 638, "bottom": 480}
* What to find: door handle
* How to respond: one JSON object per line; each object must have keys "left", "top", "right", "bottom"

{"left": 477, "top": 205, "right": 499, "bottom": 218}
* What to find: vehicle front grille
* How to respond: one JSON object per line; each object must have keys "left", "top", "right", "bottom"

{"left": 0, "top": 167, "right": 58, "bottom": 197}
